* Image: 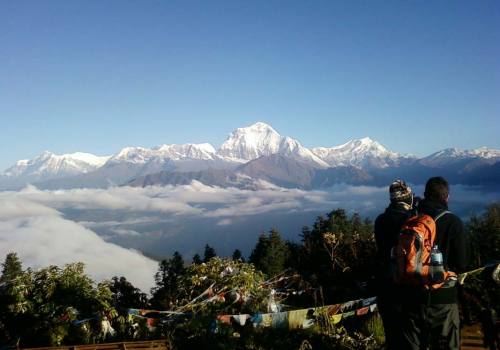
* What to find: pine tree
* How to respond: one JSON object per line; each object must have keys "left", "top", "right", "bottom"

{"left": 0, "top": 252, "right": 25, "bottom": 345}
{"left": 285, "top": 241, "right": 301, "bottom": 270}
{"left": 298, "top": 209, "right": 378, "bottom": 299}
{"left": 109, "top": 276, "right": 148, "bottom": 309}
{"left": 249, "top": 233, "right": 268, "bottom": 270}
{"left": 232, "top": 249, "right": 244, "bottom": 262}
{"left": 192, "top": 253, "right": 202, "bottom": 265}
{"left": 151, "top": 251, "right": 186, "bottom": 309}
{"left": 469, "top": 203, "right": 500, "bottom": 266}
{"left": 170, "top": 251, "right": 185, "bottom": 276}
{"left": 0, "top": 252, "right": 23, "bottom": 283}
{"left": 203, "top": 244, "right": 217, "bottom": 263}
{"left": 249, "top": 229, "right": 288, "bottom": 277}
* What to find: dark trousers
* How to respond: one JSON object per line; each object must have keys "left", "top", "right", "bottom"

{"left": 378, "top": 293, "right": 403, "bottom": 350}
{"left": 401, "top": 303, "right": 460, "bottom": 350}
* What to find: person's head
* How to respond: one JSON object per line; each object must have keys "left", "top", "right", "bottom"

{"left": 389, "top": 179, "right": 413, "bottom": 206}
{"left": 424, "top": 176, "right": 449, "bottom": 204}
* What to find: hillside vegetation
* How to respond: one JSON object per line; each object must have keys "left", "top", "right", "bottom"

{"left": 1, "top": 204, "right": 499, "bottom": 349}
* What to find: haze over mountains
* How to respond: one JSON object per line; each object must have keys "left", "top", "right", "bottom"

{"left": 1, "top": 122, "right": 499, "bottom": 191}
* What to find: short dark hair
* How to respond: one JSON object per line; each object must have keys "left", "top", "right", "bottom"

{"left": 424, "top": 176, "right": 449, "bottom": 203}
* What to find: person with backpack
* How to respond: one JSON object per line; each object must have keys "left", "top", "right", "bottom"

{"left": 399, "top": 176, "right": 468, "bottom": 350}
{"left": 374, "top": 179, "right": 417, "bottom": 350}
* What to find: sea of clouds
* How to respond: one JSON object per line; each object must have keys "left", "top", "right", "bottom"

{"left": 1, "top": 181, "right": 497, "bottom": 292}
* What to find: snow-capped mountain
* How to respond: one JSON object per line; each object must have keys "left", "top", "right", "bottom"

{"left": 218, "top": 122, "right": 282, "bottom": 160}
{"left": 0, "top": 151, "right": 111, "bottom": 190}
{"left": 36, "top": 143, "right": 238, "bottom": 190}
{"left": 1, "top": 122, "right": 499, "bottom": 190}
{"left": 312, "top": 137, "right": 413, "bottom": 169}
{"left": 109, "top": 143, "right": 218, "bottom": 164}
{"left": 217, "top": 122, "right": 329, "bottom": 168}
{"left": 420, "top": 147, "right": 500, "bottom": 167}
{"left": 3, "top": 151, "right": 110, "bottom": 178}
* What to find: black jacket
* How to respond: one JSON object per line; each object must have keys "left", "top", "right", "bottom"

{"left": 417, "top": 199, "right": 468, "bottom": 273}
{"left": 374, "top": 202, "right": 414, "bottom": 296}
{"left": 375, "top": 202, "right": 414, "bottom": 270}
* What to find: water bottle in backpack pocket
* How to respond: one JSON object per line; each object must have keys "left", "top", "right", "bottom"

{"left": 430, "top": 244, "right": 445, "bottom": 283}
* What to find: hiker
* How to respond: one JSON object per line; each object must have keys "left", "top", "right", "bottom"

{"left": 374, "top": 179, "right": 416, "bottom": 350}
{"left": 401, "top": 176, "right": 468, "bottom": 350}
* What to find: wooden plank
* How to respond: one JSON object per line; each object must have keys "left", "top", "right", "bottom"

{"left": 125, "top": 345, "right": 167, "bottom": 348}
{"left": 461, "top": 341, "right": 485, "bottom": 346}
{"left": 22, "top": 340, "right": 168, "bottom": 350}
{"left": 460, "top": 323, "right": 488, "bottom": 350}
{"left": 461, "top": 337, "right": 487, "bottom": 349}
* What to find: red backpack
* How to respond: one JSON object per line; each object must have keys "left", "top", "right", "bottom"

{"left": 393, "top": 211, "right": 456, "bottom": 289}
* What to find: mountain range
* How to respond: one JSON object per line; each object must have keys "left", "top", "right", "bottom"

{"left": 1, "top": 122, "right": 499, "bottom": 190}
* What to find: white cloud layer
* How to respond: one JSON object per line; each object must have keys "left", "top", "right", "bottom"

{"left": 0, "top": 182, "right": 332, "bottom": 293}
{"left": 0, "top": 196, "right": 157, "bottom": 292}
{"left": 5, "top": 182, "right": 331, "bottom": 219}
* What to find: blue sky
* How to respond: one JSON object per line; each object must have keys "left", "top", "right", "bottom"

{"left": 1, "top": 0, "right": 499, "bottom": 170}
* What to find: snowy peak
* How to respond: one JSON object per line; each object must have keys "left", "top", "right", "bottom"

{"left": 63, "top": 152, "right": 110, "bottom": 166}
{"left": 312, "top": 137, "right": 408, "bottom": 168}
{"left": 424, "top": 148, "right": 463, "bottom": 160}
{"left": 3, "top": 151, "right": 110, "bottom": 178}
{"left": 420, "top": 147, "right": 500, "bottom": 167}
{"left": 110, "top": 147, "right": 156, "bottom": 164}
{"left": 278, "top": 137, "right": 329, "bottom": 167}
{"left": 469, "top": 147, "right": 500, "bottom": 159}
{"left": 110, "top": 143, "right": 217, "bottom": 164}
{"left": 155, "top": 143, "right": 216, "bottom": 160}
{"left": 245, "top": 121, "right": 279, "bottom": 133}
{"left": 217, "top": 122, "right": 328, "bottom": 167}
{"left": 425, "top": 147, "right": 500, "bottom": 160}
{"left": 218, "top": 122, "right": 282, "bottom": 160}
{"left": 331, "top": 137, "right": 392, "bottom": 155}
{"left": 7, "top": 159, "right": 30, "bottom": 177}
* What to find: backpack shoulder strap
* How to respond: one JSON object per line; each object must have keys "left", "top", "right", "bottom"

{"left": 434, "top": 210, "right": 451, "bottom": 222}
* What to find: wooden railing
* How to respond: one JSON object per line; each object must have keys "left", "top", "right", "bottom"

{"left": 15, "top": 325, "right": 497, "bottom": 350}
{"left": 21, "top": 340, "right": 169, "bottom": 350}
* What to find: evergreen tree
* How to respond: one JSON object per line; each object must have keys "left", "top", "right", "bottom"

{"left": 285, "top": 241, "right": 301, "bottom": 270}
{"left": 0, "top": 252, "right": 23, "bottom": 283}
{"left": 299, "top": 209, "right": 376, "bottom": 301}
{"left": 170, "top": 251, "right": 185, "bottom": 275}
{"left": 0, "top": 252, "right": 25, "bottom": 346}
{"left": 469, "top": 203, "right": 500, "bottom": 266}
{"left": 109, "top": 276, "right": 148, "bottom": 309}
{"left": 192, "top": 253, "right": 202, "bottom": 265}
{"left": 249, "top": 229, "right": 288, "bottom": 277}
{"left": 150, "top": 251, "right": 186, "bottom": 309}
{"left": 232, "top": 249, "right": 244, "bottom": 262}
{"left": 203, "top": 244, "right": 217, "bottom": 263}
{"left": 463, "top": 203, "right": 500, "bottom": 325}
